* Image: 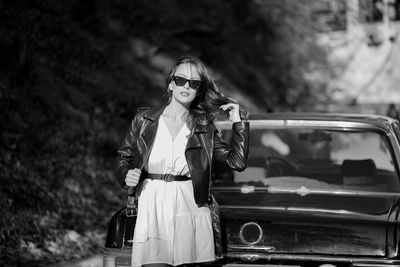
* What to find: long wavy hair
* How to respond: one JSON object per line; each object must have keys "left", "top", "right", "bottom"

{"left": 164, "top": 56, "right": 246, "bottom": 128}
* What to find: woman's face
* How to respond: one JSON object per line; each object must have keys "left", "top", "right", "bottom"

{"left": 169, "top": 63, "right": 201, "bottom": 106}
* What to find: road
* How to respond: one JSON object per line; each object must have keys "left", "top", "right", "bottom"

{"left": 49, "top": 255, "right": 102, "bottom": 267}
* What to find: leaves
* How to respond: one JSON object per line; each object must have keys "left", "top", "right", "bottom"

{"left": 0, "top": 0, "right": 333, "bottom": 266}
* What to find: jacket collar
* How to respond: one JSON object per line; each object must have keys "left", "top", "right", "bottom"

{"left": 143, "top": 105, "right": 166, "bottom": 122}
{"left": 143, "top": 104, "right": 209, "bottom": 134}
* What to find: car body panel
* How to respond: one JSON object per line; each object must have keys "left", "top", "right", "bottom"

{"left": 214, "top": 192, "right": 396, "bottom": 256}
{"left": 104, "top": 113, "right": 400, "bottom": 267}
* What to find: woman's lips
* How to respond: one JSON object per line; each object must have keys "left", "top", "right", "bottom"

{"left": 180, "top": 92, "right": 190, "bottom": 97}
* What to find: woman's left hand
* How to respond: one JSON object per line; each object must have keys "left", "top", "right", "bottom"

{"left": 220, "top": 103, "right": 241, "bottom": 123}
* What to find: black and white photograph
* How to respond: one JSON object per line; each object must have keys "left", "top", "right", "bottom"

{"left": 1, "top": 1, "right": 400, "bottom": 267}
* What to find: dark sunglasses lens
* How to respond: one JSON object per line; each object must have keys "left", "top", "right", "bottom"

{"left": 189, "top": 80, "right": 201, "bottom": 90}
{"left": 174, "top": 76, "right": 187, "bottom": 86}
{"left": 174, "top": 76, "right": 201, "bottom": 90}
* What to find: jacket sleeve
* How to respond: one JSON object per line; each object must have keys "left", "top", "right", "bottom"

{"left": 213, "top": 121, "right": 249, "bottom": 171}
{"left": 115, "top": 113, "right": 142, "bottom": 188}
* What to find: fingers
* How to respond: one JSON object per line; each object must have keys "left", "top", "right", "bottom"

{"left": 220, "top": 103, "right": 241, "bottom": 123}
{"left": 125, "top": 168, "right": 141, "bottom": 187}
{"left": 220, "top": 103, "right": 238, "bottom": 112}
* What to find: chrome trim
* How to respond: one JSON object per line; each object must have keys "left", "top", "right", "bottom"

{"left": 103, "top": 247, "right": 398, "bottom": 266}
{"left": 267, "top": 187, "right": 400, "bottom": 197}
{"left": 228, "top": 244, "right": 275, "bottom": 252}
{"left": 216, "top": 120, "right": 387, "bottom": 131}
{"left": 250, "top": 120, "right": 374, "bottom": 129}
{"left": 219, "top": 205, "right": 387, "bottom": 218}
{"left": 226, "top": 252, "right": 397, "bottom": 264}
{"left": 239, "top": 222, "right": 263, "bottom": 245}
{"left": 212, "top": 186, "right": 269, "bottom": 192}
{"left": 353, "top": 264, "right": 400, "bottom": 267}
{"left": 211, "top": 187, "right": 400, "bottom": 198}
{"left": 223, "top": 264, "right": 300, "bottom": 267}
{"left": 387, "top": 125, "right": 400, "bottom": 184}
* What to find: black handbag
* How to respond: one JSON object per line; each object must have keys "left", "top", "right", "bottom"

{"left": 104, "top": 189, "right": 137, "bottom": 249}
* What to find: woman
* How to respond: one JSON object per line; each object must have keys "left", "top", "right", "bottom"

{"left": 115, "top": 56, "right": 249, "bottom": 267}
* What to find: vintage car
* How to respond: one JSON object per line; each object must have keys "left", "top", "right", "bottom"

{"left": 103, "top": 113, "right": 400, "bottom": 267}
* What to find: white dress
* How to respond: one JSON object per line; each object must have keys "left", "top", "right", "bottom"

{"left": 131, "top": 116, "right": 215, "bottom": 267}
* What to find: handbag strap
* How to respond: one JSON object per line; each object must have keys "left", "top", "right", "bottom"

{"left": 126, "top": 187, "right": 137, "bottom": 217}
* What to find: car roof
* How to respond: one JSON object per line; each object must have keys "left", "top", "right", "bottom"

{"left": 250, "top": 112, "right": 396, "bottom": 131}
{"left": 217, "top": 112, "right": 397, "bottom": 132}
{"left": 251, "top": 112, "right": 392, "bottom": 121}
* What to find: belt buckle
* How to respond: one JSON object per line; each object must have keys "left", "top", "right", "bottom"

{"left": 163, "top": 174, "right": 174, "bottom": 182}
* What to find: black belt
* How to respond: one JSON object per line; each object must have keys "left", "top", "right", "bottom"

{"left": 147, "top": 173, "right": 191, "bottom": 182}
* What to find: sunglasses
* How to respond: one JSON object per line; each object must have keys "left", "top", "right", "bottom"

{"left": 173, "top": 76, "right": 202, "bottom": 90}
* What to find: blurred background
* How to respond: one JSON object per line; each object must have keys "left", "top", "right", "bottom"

{"left": 1, "top": 0, "right": 399, "bottom": 266}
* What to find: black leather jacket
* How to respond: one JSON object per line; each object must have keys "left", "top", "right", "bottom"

{"left": 115, "top": 105, "right": 249, "bottom": 206}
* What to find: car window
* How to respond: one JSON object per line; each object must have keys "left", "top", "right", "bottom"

{"left": 212, "top": 126, "right": 400, "bottom": 192}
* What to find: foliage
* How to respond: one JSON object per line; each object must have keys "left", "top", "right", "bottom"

{"left": 104, "top": 0, "right": 330, "bottom": 111}
{"left": 0, "top": 0, "right": 331, "bottom": 266}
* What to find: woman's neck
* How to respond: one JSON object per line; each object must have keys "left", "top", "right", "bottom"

{"left": 164, "top": 99, "right": 190, "bottom": 121}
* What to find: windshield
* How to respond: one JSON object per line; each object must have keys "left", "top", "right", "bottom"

{"left": 212, "top": 126, "right": 400, "bottom": 192}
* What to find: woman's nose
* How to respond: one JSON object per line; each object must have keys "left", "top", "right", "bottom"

{"left": 183, "top": 81, "right": 190, "bottom": 89}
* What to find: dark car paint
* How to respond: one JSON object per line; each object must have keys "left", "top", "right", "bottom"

{"left": 213, "top": 191, "right": 399, "bottom": 257}
{"left": 104, "top": 113, "right": 400, "bottom": 267}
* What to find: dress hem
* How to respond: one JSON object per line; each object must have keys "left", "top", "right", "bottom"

{"left": 132, "top": 257, "right": 217, "bottom": 267}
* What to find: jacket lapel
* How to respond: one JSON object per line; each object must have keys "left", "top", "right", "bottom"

{"left": 185, "top": 119, "right": 208, "bottom": 151}
{"left": 186, "top": 134, "right": 202, "bottom": 151}
{"left": 140, "top": 107, "right": 209, "bottom": 168}
{"left": 141, "top": 121, "right": 158, "bottom": 147}
{"left": 139, "top": 105, "right": 165, "bottom": 169}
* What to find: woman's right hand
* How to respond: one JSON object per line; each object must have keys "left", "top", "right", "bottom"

{"left": 125, "top": 168, "right": 141, "bottom": 187}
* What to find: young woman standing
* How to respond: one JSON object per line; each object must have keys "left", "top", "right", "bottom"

{"left": 115, "top": 56, "right": 249, "bottom": 267}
